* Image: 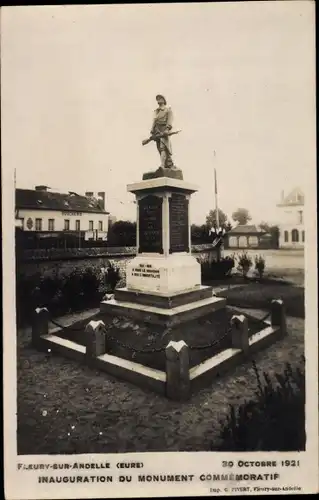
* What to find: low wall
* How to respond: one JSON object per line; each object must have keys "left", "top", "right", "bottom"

{"left": 17, "top": 244, "right": 221, "bottom": 279}
{"left": 18, "top": 246, "right": 136, "bottom": 261}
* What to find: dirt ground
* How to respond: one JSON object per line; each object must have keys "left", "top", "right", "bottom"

{"left": 17, "top": 315, "right": 304, "bottom": 455}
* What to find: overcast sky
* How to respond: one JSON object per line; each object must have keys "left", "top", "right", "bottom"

{"left": 1, "top": 2, "right": 315, "bottom": 224}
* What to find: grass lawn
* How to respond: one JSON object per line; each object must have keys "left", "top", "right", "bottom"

{"left": 17, "top": 315, "right": 304, "bottom": 455}
{"left": 215, "top": 282, "right": 304, "bottom": 318}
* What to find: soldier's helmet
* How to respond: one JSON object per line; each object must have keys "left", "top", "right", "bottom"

{"left": 156, "top": 94, "right": 167, "bottom": 105}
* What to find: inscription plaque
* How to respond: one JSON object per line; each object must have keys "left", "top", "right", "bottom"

{"left": 131, "top": 263, "right": 161, "bottom": 279}
{"left": 169, "top": 193, "right": 189, "bottom": 253}
{"left": 138, "top": 195, "right": 163, "bottom": 253}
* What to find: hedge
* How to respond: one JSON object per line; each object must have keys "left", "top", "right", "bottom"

{"left": 201, "top": 256, "right": 235, "bottom": 281}
{"left": 16, "top": 262, "right": 121, "bottom": 326}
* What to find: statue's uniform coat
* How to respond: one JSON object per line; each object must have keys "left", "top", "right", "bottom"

{"left": 151, "top": 106, "right": 174, "bottom": 165}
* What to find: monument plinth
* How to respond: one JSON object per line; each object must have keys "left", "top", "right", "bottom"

{"left": 100, "top": 177, "right": 225, "bottom": 326}
{"left": 125, "top": 177, "right": 199, "bottom": 294}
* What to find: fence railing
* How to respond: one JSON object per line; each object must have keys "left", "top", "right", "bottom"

{"left": 30, "top": 301, "right": 285, "bottom": 401}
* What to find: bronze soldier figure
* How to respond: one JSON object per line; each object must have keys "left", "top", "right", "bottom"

{"left": 142, "top": 95, "right": 180, "bottom": 169}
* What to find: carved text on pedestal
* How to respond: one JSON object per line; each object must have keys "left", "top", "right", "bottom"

{"left": 169, "top": 193, "right": 189, "bottom": 253}
{"left": 138, "top": 195, "right": 163, "bottom": 254}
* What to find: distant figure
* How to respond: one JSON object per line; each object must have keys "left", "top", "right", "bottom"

{"left": 142, "top": 95, "right": 180, "bottom": 169}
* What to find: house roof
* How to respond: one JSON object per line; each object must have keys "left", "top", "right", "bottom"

{"left": 277, "top": 187, "right": 304, "bottom": 207}
{"left": 228, "top": 224, "right": 265, "bottom": 235}
{"left": 16, "top": 189, "right": 109, "bottom": 214}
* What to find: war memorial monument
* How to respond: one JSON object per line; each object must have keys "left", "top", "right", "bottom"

{"left": 31, "top": 95, "right": 286, "bottom": 402}
{"left": 100, "top": 95, "right": 226, "bottom": 326}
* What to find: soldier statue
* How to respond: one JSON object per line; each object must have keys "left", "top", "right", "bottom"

{"left": 142, "top": 95, "right": 180, "bottom": 169}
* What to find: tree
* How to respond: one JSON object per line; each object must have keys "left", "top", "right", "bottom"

{"left": 191, "top": 224, "right": 210, "bottom": 243}
{"left": 205, "top": 208, "right": 230, "bottom": 230}
{"left": 270, "top": 225, "right": 280, "bottom": 248}
{"left": 258, "top": 222, "right": 280, "bottom": 248}
{"left": 232, "top": 208, "right": 252, "bottom": 225}
{"left": 259, "top": 221, "right": 271, "bottom": 233}
{"left": 268, "top": 225, "right": 280, "bottom": 248}
{"left": 107, "top": 220, "right": 136, "bottom": 247}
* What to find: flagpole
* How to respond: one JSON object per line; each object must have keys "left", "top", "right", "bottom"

{"left": 214, "top": 151, "right": 219, "bottom": 230}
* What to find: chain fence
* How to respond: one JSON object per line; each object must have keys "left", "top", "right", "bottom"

{"left": 49, "top": 317, "right": 89, "bottom": 332}
{"left": 47, "top": 310, "right": 271, "bottom": 355}
{"left": 101, "top": 328, "right": 166, "bottom": 353}
{"left": 259, "top": 311, "right": 271, "bottom": 322}
{"left": 229, "top": 307, "right": 271, "bottom": 324}
{"left": 99, "top": 325, "right": 233, "bottom": 354}
{"left": 48, "top": 315, "right": 234, "bottom": 354}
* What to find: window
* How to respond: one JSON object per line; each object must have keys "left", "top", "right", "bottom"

{"left": 89, "top": 220, "right": 94, "bottom": 231}
{"left": 284, "top": 231, "right": 289, "bottom": 242}
{"left": 302, "top": 230, "right": 305, "bottom": 242}
{"left": 291, "top": 229, "right": 299, "bottom": 242}
{"left": 75, "top": 220, "right": 81, "bottom": 231}
{"left": 98, "top": 220, "right": 103, "bottom": 231}
{"left": 298, "top": 210, "right": 303, "bottom": 224}
{"left": 48, "top": 219, "right": 55, "bottom": 231}
{"left": 64, "top": 219, "right": 70, "bottom": 231}
{"left": 35, "top": 218, "right": 42, "bottom": 231}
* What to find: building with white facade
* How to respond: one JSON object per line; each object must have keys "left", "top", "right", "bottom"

{"left": 15, "top": 185, "right": 109, "bottom": 241}
{"left": 276, "top": 187, "right": 304, "bottom": 249}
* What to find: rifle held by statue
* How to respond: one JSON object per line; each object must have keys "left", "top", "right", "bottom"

{"left": 142, "top": 130, "right": 181, "bottom": 146}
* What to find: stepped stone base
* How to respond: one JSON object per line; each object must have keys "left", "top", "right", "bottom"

{"left": 100, "top": 293, "right": 226, "bottom": 327}
{"left": 114, "top": 285, "right": 214, "bottom": 309}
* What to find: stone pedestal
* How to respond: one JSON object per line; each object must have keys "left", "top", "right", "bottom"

{"left": 100, "top": 175, "right": 225, "bottom": 326}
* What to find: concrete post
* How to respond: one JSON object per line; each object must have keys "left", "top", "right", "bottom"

{"left": 271, "top": 299, "right": 287, "bottom": 337}
{"left": 85, "top": 320, "right": 106, "bottom": 363}
{"left": 32, "top": 307, "right": 49, "bottom": 348}
{"left": 231, "top": 314, "right": 249, "bottom": 353}
{"left": 165, "top": 340, "right": 190, "bottom": 401}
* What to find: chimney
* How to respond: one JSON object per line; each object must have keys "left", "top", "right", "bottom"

{"left": 97, "top": 192, "right": 105, "bottom": 210}
{"left": 35, "top": 185, "right": 48, "bottom": 191}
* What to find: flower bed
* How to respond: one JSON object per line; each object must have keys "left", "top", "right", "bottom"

{"left": 200, "top": 256, "right": 235, "bottom": 281}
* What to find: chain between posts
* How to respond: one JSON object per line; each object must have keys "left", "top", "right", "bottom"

{"left": 260, "top": 311, "right": 271, "bottom": 322}
{"left": 102, "top": 326, "right": 233, "bottom": 353}
{"left": 244, "top": 310, "right": 271, "bottom": 324}
{"left": 102, "top": 328, "right": 166, "bottom": 353}
{"left": 188, "top": 327, "right": 232, "bottom": 351}
{"left": 47, "top": 311, "right": 271, "bottom": 353}
{"left": 49, "top": 317, "right": 86, "bottom": 332}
